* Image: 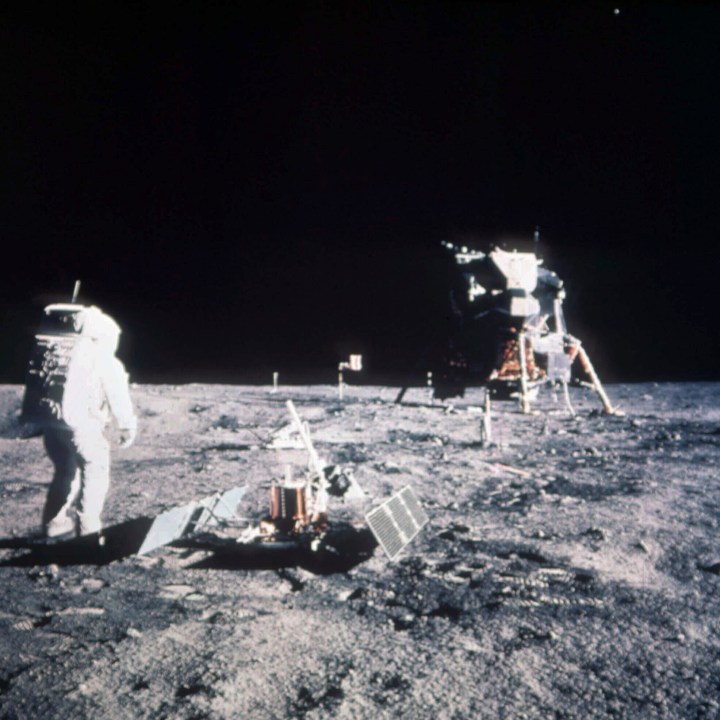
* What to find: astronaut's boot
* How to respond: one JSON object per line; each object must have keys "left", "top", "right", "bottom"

{"left": 44, "top": 509, "right": 77, "bottom": 539}
{"left": 77, "top": 511, "right": 102, "bottom": 537}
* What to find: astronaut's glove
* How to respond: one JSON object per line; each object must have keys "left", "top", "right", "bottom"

{"left": 119, "top": 426, "right": 137, "bottom": 449}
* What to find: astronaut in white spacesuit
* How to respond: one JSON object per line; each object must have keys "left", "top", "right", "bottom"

{"left": 40, "top": 306, "right": 137, "bottom": 538}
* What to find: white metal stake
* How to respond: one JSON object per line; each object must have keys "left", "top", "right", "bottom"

{"left": 481, "top": 387, "right": 493, "bottom": 445}
{"left": 562, "top": 380, "right": 576, "bottom": 417}
{"left": 518, "top": 332, "right": 531, "bottom": 414}
{"left": 576, "top": 345, "right": 616, "bottom": 415}
{"left": 271, "top": 371, "right": 279, "bottom": 393}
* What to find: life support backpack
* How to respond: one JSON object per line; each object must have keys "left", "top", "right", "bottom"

{"left": 20, "top": 304, "right": 85, "bottom": 426}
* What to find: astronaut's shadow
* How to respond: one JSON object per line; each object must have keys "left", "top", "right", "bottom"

{"left": 0, "top": 516, "right": 155, "bottom": 567}
{"left": 0, "top": 420, "right": 42, "bottom": 441}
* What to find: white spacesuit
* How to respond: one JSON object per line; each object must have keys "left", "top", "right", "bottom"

{"left": 39, "top": 306, "right": 137, "bottom": 538}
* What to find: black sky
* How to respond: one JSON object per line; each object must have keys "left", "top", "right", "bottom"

{"left": 2, "top": 2, "right": 719, "bottom": 384}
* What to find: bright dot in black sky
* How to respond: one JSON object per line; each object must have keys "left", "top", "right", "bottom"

{"left": 613, "top": 7, "right": 620, "bottom": 15}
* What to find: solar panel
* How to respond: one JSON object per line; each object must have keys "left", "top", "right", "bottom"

{"left": 366, "top": 485, "right": 428, "bottom": 561}
{"left": 136, "top": 502, "right": 199, "bottom": 556}
{"left": 137, "top": 485, "right": 247, "bottom": 556}
{"left": 191, "top": 485, "right": 249, "bottom": 531}
{"left": 399, "top": 485, "right": 428, "bottom": 526}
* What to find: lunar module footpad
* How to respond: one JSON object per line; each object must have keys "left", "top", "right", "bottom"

{"left": 365, "top": 486, "right": 428, "bottom": 560}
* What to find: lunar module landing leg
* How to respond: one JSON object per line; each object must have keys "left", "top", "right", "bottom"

{"left": 518, "top": 332, "right": 532, "bottom": 414}
{"left": 489, "top": 328, "right": 619, "bottom": 416}
{"left": 565, "top": 335, "right": 621, "bottom": 416}
{"left": 488, "top": 330, "right": 545, "bottom": 413}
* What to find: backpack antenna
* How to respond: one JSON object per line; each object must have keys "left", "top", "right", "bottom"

{"left": 71, "top": 280, "right": 81, "bottom": 304}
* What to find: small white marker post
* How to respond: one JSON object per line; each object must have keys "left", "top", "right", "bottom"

{"left": 480, "top": 387, "right": 493, "bottom": 446}
{"left": 518, "top": 332, "right": 531, "bottom": 414}
{"left": 427, "top": 371, "right": 434, "bottom": 404}
{"left": 338, "top": 354, "right": 363, "bottom": 400}
{"left": 561, "top": 379, "right": 576, "bottom": 417}
{"left": 271, "top": 371, "right": 279, "bottom": 394}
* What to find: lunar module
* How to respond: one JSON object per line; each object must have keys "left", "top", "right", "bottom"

{"left": 425, "top": 235, "right": 617, "bottom": 415}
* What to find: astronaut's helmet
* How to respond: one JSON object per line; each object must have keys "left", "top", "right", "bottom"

{"left": 79, "top": 306, "right": 121, "bottom": 354}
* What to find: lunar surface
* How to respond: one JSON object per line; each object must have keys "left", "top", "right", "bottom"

{"left": 1, "top": 381, "right": 719, "bottom": 719}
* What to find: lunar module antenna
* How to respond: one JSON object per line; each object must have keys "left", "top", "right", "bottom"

{"left": 71, "top": 280, "right": 81, "bottom": 304}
